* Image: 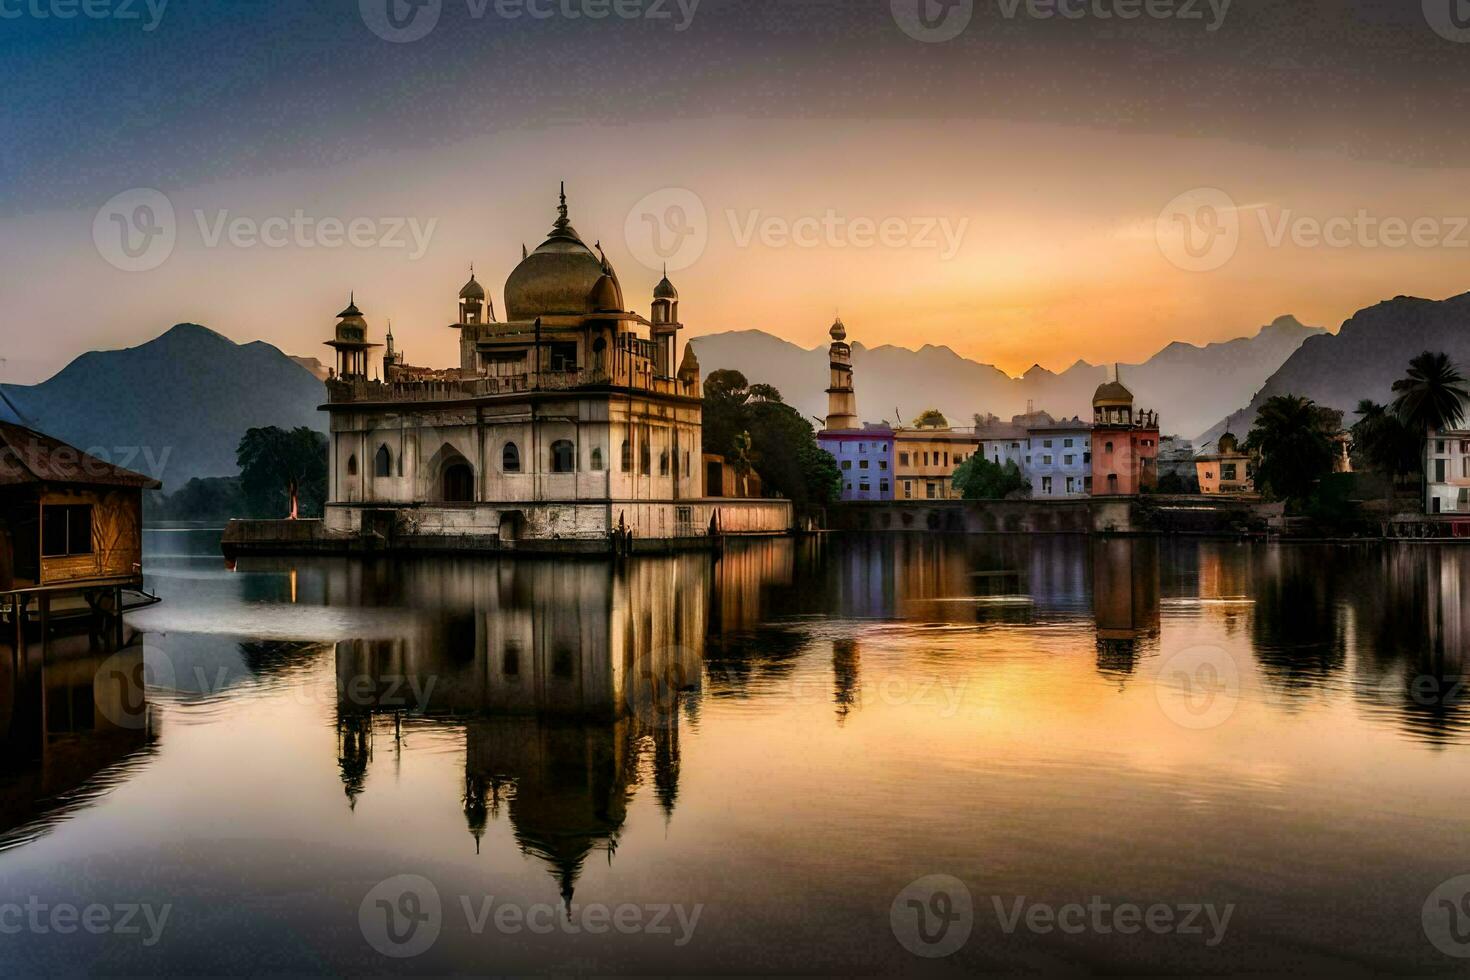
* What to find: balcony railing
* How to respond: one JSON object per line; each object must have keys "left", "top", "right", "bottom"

{"left": 327, "top": 368, "right": 696, "bottom": 404}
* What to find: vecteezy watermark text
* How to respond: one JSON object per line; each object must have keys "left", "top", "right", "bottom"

{"left": 359, "top": 875, "right": 701, "bottom": 958}
{"left": 892, "top": 0, "right": 1230, "bottom": 43}
{"left": 991, "top": 896, "right": 1234, "bottom": 947}
{"left": 0, "top": 898, "right": 171, "bottom": 947}
{"left": 0, "top": 0, "right": 167, "bottom": 30}
{"left": 93, "top": 188, "right": 439, "bottom": 272}
{"left": 359, "top": 0, "right": 698, "bottom": 43}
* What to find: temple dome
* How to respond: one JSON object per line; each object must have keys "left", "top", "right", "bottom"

{"left": 503, "top": 188, "right": 606, "bottom": 321}
{"left": 654, "top": 273, "right": 678, "bottom": 300}
{"left": 1093, "top": 380, "right": 1133, "bottom": 405}
{"left": 589, "top": 272, "right": 623, "bottom": 313}
{"left": 830, "top": 316, "right": 847, "bottom": 341}
{"left": 459, "top": 274, "right": 485, "bottom": 301}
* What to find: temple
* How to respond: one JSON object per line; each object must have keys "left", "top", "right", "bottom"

{"left": 294, "top": 187, "right": 791, "bottom": 555}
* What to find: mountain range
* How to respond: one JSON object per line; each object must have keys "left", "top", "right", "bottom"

{"left": 1199, "top": 291, "right": 1470, "bottom": 446}
{"left": 690, "top": 315, "right": 1326, "bottom": 440}
{"left": 0, "top": 324, "right": 326, "bottom": 491}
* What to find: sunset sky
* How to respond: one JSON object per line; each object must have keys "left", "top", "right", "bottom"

{"left": 4, "top": 0, "right": 1469, "bottom": 384}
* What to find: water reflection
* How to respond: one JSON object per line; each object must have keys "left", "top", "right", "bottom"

{"left": 0, "top": 630, "right": 157, "bottom": 851}
{"left": 329, "top": 556, "right": 706, "bottom": 903}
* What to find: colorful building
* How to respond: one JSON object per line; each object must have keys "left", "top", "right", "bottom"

{"left": 1026, "top": 418, "right": 1093, "bottom": 499}
{"left": 1195, "top": 433, "right": 1254, "bottom": 495}
{"left": 1089, "top": 375, "right": 1159, "bottom": 497}
{"left": 1426, "top": 429, "right": 1470, "bottom": 514}
{"left": 892, "top": 424, "right": 981, "bottom": 500}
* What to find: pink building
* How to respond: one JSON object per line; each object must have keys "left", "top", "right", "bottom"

{"left": 1089, "top": 377, "right": 1159, "bottom": 497}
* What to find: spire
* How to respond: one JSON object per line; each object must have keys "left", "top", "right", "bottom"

{"left": 521, "top": 243, "right": 528, "bottom": 260}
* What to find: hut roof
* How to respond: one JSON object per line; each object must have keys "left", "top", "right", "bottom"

{"left": 0, "top": 421, "right": 162, "bottom": 489}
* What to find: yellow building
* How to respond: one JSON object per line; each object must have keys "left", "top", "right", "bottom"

{"left": 892, "top": 419, "right": 981, "bottom": 500}
{"left": 1195, "top": 432, "right": 1254, "bottom": 495}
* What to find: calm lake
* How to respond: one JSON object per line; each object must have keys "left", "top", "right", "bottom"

{"left": 2, "top": 530, "right": 1470, "bottom": 974}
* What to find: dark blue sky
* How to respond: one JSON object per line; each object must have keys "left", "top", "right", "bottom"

{"left": 5, "top": 0, "right": 1468, "bottom": 215}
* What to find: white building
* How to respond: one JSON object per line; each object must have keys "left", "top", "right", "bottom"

{"left": 1426, "top": 429, "right": 1470, "bottom": 514}
{"left": 318, "top": 188, "right": 790, "bottom": 552}
{"left": 1026, "top": 418, "right": 1093, "bottom": 499}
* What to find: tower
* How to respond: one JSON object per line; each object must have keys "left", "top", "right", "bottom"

{"left": 459, "top": 267, "right": 490, "bottom": 325}
{"left": 324, "top": 294, "right": 380, "bottom": 380}
{"left": 651, "top": 266, "right": 680, "bottom": 377}
{"left": 824, "top": 316, "right": 858, "bottom": 431}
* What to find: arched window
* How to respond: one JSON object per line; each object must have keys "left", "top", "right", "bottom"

{"left": 551, "top": 440, "right": 576, "bottom": 473}
{"left": 443, "top": 461, "right": 475, "bottom": 502}
{"left": 503, "top": 442, "right": 521, "bottom": 472}
{"left": 591, "top": 447, "right": 604, "bottom": 471}
{"left": 374, "top": 445, "right": 392, "bottom": 478}
{"left": 347, "top": 454, "right": 358, "bottom": 476}
{"left": 621, "top": 439, "right": 632, "bottom": 472}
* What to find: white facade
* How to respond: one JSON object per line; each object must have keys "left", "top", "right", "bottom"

{"left": 1027, "top": 424, "right": 1093, "bottom": 499}
{"left": 1426, "top": 430, "right": 1470, "bottom": 514}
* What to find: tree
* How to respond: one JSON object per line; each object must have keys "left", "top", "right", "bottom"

{"left": 912, "top": 409, "right": 949, "bottom": 429}
{"left": 1350, "top": 400, "right": 1420, "bottom": 487}
{"left": 1245, "top": 395, "right": 1336, "bottom": 505}
{"left": 700, "top": 372, "right": 841, "bottom": 507}
{"left": 952, "top": 456, "right": 1028, "bottom": 500}
{"left": 237, "top": 426, "right": 328, "bottom": 519}
{"left": 1391, "top": 351, "right": 1469, "bottom": 436}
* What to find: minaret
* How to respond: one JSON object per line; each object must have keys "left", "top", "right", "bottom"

{"left": 324, "top": 293, "right": 380, "bottom": 380}
{"left": 651, "top": 265, "right": 680, "bottom": 377}
{"left": 824, "top": 316, "right": 858, "bottom": 431}
{"left": 459, "top": 266, "right": 488, "bottom": 325}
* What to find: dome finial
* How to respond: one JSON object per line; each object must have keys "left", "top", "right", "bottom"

{"left": 555, "top": 181, "right": 569, "bottom": 231}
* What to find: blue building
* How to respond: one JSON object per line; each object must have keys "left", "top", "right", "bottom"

{"left": 1027, "top": 418, "right": 1092, "bottom": 499}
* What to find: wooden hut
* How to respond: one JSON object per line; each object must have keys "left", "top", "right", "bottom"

{"left": 0, "top": 422, "right": 160, "bottom": 634}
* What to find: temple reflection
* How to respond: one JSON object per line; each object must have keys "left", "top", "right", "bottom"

{"left": 330, "top": 553, "right": 711, "bottom": 902}
{"left": 1092, "top": 538, "right": 1161, "bottom": 679}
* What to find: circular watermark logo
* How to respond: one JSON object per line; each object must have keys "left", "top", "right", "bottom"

{"left": 1424, "top": 874, "right": 1470, "bottom": 958}
{"left": 1424, "top": 0, "right": 1470, "bottom": 43}
{"left": 891, "top": 0, "right": 973, "bottom": 42}
{"left": 624, "top": 187, "right": 708, "bottom": 274}
{"left": 360, "top": 0, "right": 442, "bottom": 43}
{"left": 93, "top": 188, "right": 176, "bottom": 273}
{"left": 890, "top": 873, "right": 973, "bottom": 958}
{"left": 360, "top": 874, "right": 442, "bottom": 958}
{"left": 1154, "top": 645, "right": 1240, "bottom": 730}
{"left": 93, "top": 645, "right": 177, "bottom": 730}
{"left": 1156, "top": 187, "right": 1239, "bottom": 273}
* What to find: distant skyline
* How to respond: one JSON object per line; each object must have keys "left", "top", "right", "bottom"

{"left": 5, "top": 0, "right": 1470, "bottom": 383}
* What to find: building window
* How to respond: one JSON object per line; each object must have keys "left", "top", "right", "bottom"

{"left": 1084, "top": 452, "right": 1092, "bottom": 464}
{"left": 903, "top": 480, "right": 913, "bottom": 499}
{"left": 1064, "top": 439, "right": 1073, "bottom": 448}
{"left": 549, "top": 342, "right": 578, "bottom": 372}
{"left": 684, "top": 451, "right": 690, "bottom": 476}
{"left": 1463, "top": 457, "right": 1470, "bottom": 479}
{"left": 1221, "top": 463, "right": 1238, "bottom": 481}
{"left": 842, "top": 460, "right": 852, "bottom": 470}
{"left": 621, "top": 439, "right": 632, "bottom": 472}
{"left": 1064, "top": 455, "right": 1073, "bottom": 466}
{"left": 1438, "top": 440, "right": 1448, "bottom": 454}
{"left": 926, "top": 482, "right": 937, "bottom": 499}
{"left": 1043, "top": 440, "right": 1053, "bottom": 449}
{"left": 347, "top": 454, "right": 358, "bottom": 476}
{"left": 860, "top": 483, "right": 870, "bottom": 492}
{"left": 899, "top": 452, "right": 910, "bottom": 466}
{"left": 442, "top": 461, "right": 475, "bottom": 502}
{"left": 591, "top": 447, "right": 604, "bottom": 471}
{"left": 41, "top": 505, "right": 92, "bottom": 557}
{"left": 551, "top": 440, "right": 576, "bottom": 473}
{"left": 1043, "top": 455, "right": 1053, "bottom": 465}
{"left": 640, "top": 438, "right": 651, "bottom": 475}
{"left": 860, "top": 459, "right": 869, "bottom": 469}
{"left": 1105, "top": 442, "right": 1114, "bottom": 453}
{"left": 374, "top": 445, "right": 392, "bottom": 477}
{"left": 503, "top": 442, "right": 521, "bottom": 472}
{"left": 859, "top": 443, "right": 867, "bottom": 453}
{"left": 1042, "top": 477, "right": 1053, "bottom": 495}
{"left": 660, "top": 451, "right": 670, "bottom": 476}
{"left": 880, "top": 460, "right": 888, "bottom": 470}
{"left": 503, "top": 642, "right": 521, "bottom": 677}
{"left": 880, "top": 480, "right": 890, "bottom": 493}
{"left": 1065, "top": 477, "right": 1075, "bottom": 494}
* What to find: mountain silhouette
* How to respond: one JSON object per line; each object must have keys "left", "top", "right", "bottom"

{"left": 690, "top": 315, "right": 1323, "bottom": 439}
{"left": 1201, "top": 291, "right": 1470, "bottom": 447}
{"left": 0, "top": 324, "right": 326, "bottom": 491}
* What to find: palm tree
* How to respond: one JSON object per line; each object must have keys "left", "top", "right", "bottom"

{"left": 1391, "top": 352, "right": 1469, "bottom": 505}
{"left": 1392, "top": 351, "right": 1468, "bottom": 434}
{"left": 1245, "top": 394, "right": 1336, "bottom": 505}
